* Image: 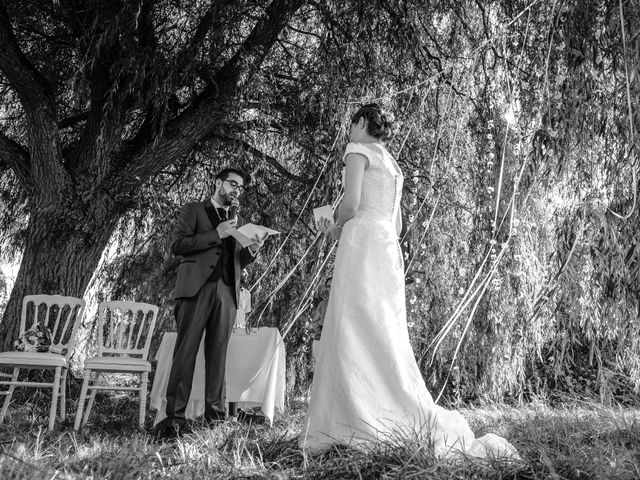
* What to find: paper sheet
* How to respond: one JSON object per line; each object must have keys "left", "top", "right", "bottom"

{"left": 230, "top": 223, "right": 280, "bottom": 248}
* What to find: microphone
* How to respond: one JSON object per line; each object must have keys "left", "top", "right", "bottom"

{"left": 229, "top": 200, "right": 239, "bottom": 220}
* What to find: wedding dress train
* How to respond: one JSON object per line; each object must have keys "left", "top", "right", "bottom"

{"left": 300, "top": 142, "right": 518, "bottom": 459}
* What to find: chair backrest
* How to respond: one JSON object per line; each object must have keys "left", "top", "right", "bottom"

{"left": 20, "top": 295, "right": 86, "bottom": 359}
{"left": 96, "top": 301, "right": 158, "bottom": 360}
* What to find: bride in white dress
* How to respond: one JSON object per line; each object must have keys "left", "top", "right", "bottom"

{"left": 300, "top": 104, "right": 518, "bottom": 459}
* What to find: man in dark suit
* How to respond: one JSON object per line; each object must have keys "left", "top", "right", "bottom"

{"left": 157, "top": 167, "right": 264, "bottom": 437}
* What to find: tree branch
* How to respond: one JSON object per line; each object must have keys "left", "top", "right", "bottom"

{"left": 286, "top": 24, "right": 323, "bottom": 41}
{"left": 172, "top": 0, "right": 238, "bottom": 82}
{"left": 0, "top": 1, "right": 67, "bottom": 200}
{"left": 67, "top": 2, "right": 131, "bottom": 178}
{"left": 115, "top": 0, "right": 305, "bottom": 191}
{"left": 189, "top": 2, "right": 217, "bottom": 47}
{"left": 57, "top": 112, "right": 88, "bottom": 129}
{"left": 0, "top": 130, "right": 31, "bottom": 187}
{"left": 136, "top": 0, "right": 158, "bottom": 50}
{"left": 218, "top": 136, "right": 314, "bottom": 185}
{"left": 0, "top": 1, "right": 55, "bottom": 113}
{"left": 213, "top": 0, "right": 306, "bottom": 95}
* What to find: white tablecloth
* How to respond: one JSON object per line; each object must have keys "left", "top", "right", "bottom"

{"left": 150, "top": 328, "right": 286, "bottom": 426}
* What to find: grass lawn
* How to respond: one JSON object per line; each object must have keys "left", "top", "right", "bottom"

{"left": 0, "top": 389, "right": 639, "bottom": 479}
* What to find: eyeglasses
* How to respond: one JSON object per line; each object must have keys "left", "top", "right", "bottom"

{"left": 224, "top": 179, "right": 245, "bottom": 193}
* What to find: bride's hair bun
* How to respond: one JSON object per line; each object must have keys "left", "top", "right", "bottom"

{"left": 351, "top": 103, "right": 395, "bottom": 141}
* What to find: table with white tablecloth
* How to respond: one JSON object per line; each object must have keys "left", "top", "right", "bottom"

{"left": 150, "top": 327, "right": 286, "bottom": 426}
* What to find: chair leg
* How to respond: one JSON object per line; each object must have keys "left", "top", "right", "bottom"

{"left": 74, "top": 369, "right": 91, "bottom": 431}
{"left": 49, "top": 367, "right": 62, "bottom": 431}
{"left": 60, "top": 368, "right": 67, "bottom": 421}
{"left": 82, "top": 372, "right": 100, "bottom": 427}
{"left": 0, "top": 368, "right": 19, "bottom": 423}
{"left": 139, "top": 372, "right": 149, "bottom": 429}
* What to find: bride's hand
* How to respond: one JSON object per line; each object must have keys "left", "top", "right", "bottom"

{"left": 316, "top": 217, "right": 332, "bottom": 233}
{"left": 316, "top": 217, "right": 341, "bottom": 241}
{"left": 326, "top": 223, "right": 342, "bottom": 242}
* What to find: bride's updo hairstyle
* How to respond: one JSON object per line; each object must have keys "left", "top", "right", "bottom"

{"left": 351, "top": 103, "right": 394, "bottom": 141}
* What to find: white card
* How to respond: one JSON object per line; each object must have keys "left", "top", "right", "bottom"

{"left": 313, "top": 205, "right": 335, "bottom": 229}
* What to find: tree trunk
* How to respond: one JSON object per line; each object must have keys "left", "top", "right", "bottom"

{"left": 0, "top": 202, "right": 117, "bottom": 350}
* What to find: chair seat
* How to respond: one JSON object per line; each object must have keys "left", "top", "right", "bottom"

{"left": 84, "top": 356, "right": 151, "bottom": 372}
{"left": 0, "top": 351, "right": 68, "bottom": 368}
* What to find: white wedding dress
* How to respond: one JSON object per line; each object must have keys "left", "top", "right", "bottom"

{"left": 300, "top": 142, "right": 518, "bottom": 459}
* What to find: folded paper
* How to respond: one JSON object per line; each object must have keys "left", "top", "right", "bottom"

{"left": 230, "top": 223, "right": 280, "bottom": 248}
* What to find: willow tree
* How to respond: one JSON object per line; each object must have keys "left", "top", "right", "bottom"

{"left": 0, "top": 0, "right": 310, "bottom": 348}
{"left": 0, "top": 0, "right": 455, "bottom": 352}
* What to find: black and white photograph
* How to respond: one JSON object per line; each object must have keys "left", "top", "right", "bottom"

{"left": 0, "top": 1, "right": 639, "bottom": 478}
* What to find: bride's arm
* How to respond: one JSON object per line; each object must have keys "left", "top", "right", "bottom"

{"left": 395, "top": 204, "right": 403, "bottom": 237}
{"left": 336, "top": 153, "right": 367, "bottom": 227}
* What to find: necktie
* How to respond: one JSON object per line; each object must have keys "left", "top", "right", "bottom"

{"left": 217, "top": 208, "right": 227, "bottom": 221}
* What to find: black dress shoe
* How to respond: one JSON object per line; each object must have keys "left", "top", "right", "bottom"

{"left": 152, "top": 424, "right": 177, "bottom": 441}
{"left": 152, "top": 420, "right": 190, "bottom": 441}
{"left": 177, "top": 423, "right": 192, "bottom": 435}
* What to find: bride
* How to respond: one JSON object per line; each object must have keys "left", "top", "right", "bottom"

{"left": 300, "top": 103, "right": 518, "bottom": 459}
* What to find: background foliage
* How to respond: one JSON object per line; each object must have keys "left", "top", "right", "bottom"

{"left": 1, "top": 0, "right": 639, "bottom": 405}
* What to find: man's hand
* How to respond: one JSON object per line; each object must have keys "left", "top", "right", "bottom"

{"left": 248, "top": 232, "right": 269, "bottom": 255}
{"left": 216, "top": 218, "right": 237, "bottom": 239}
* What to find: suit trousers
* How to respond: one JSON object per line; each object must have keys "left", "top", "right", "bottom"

{"left": 165, "top": 278, "right": 237, "bottom": 424}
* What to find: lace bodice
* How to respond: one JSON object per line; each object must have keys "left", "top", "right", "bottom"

{"left": 343, "top": 142, "right": 403, "bottom": 225}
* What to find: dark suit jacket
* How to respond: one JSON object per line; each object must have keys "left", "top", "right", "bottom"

{"left": 172, "top": 200, "right": 256, "bottom": 302}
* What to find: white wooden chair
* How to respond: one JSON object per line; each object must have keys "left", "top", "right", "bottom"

{"left": 74, "top": 300, "right": 158, "bottom": 430}
{"left": 0, "top": 295, "right": 86, "bottom": 431}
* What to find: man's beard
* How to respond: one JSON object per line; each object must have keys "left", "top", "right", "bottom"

{"left": 221, "top": 191, "right": 237, "bottom": 206}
